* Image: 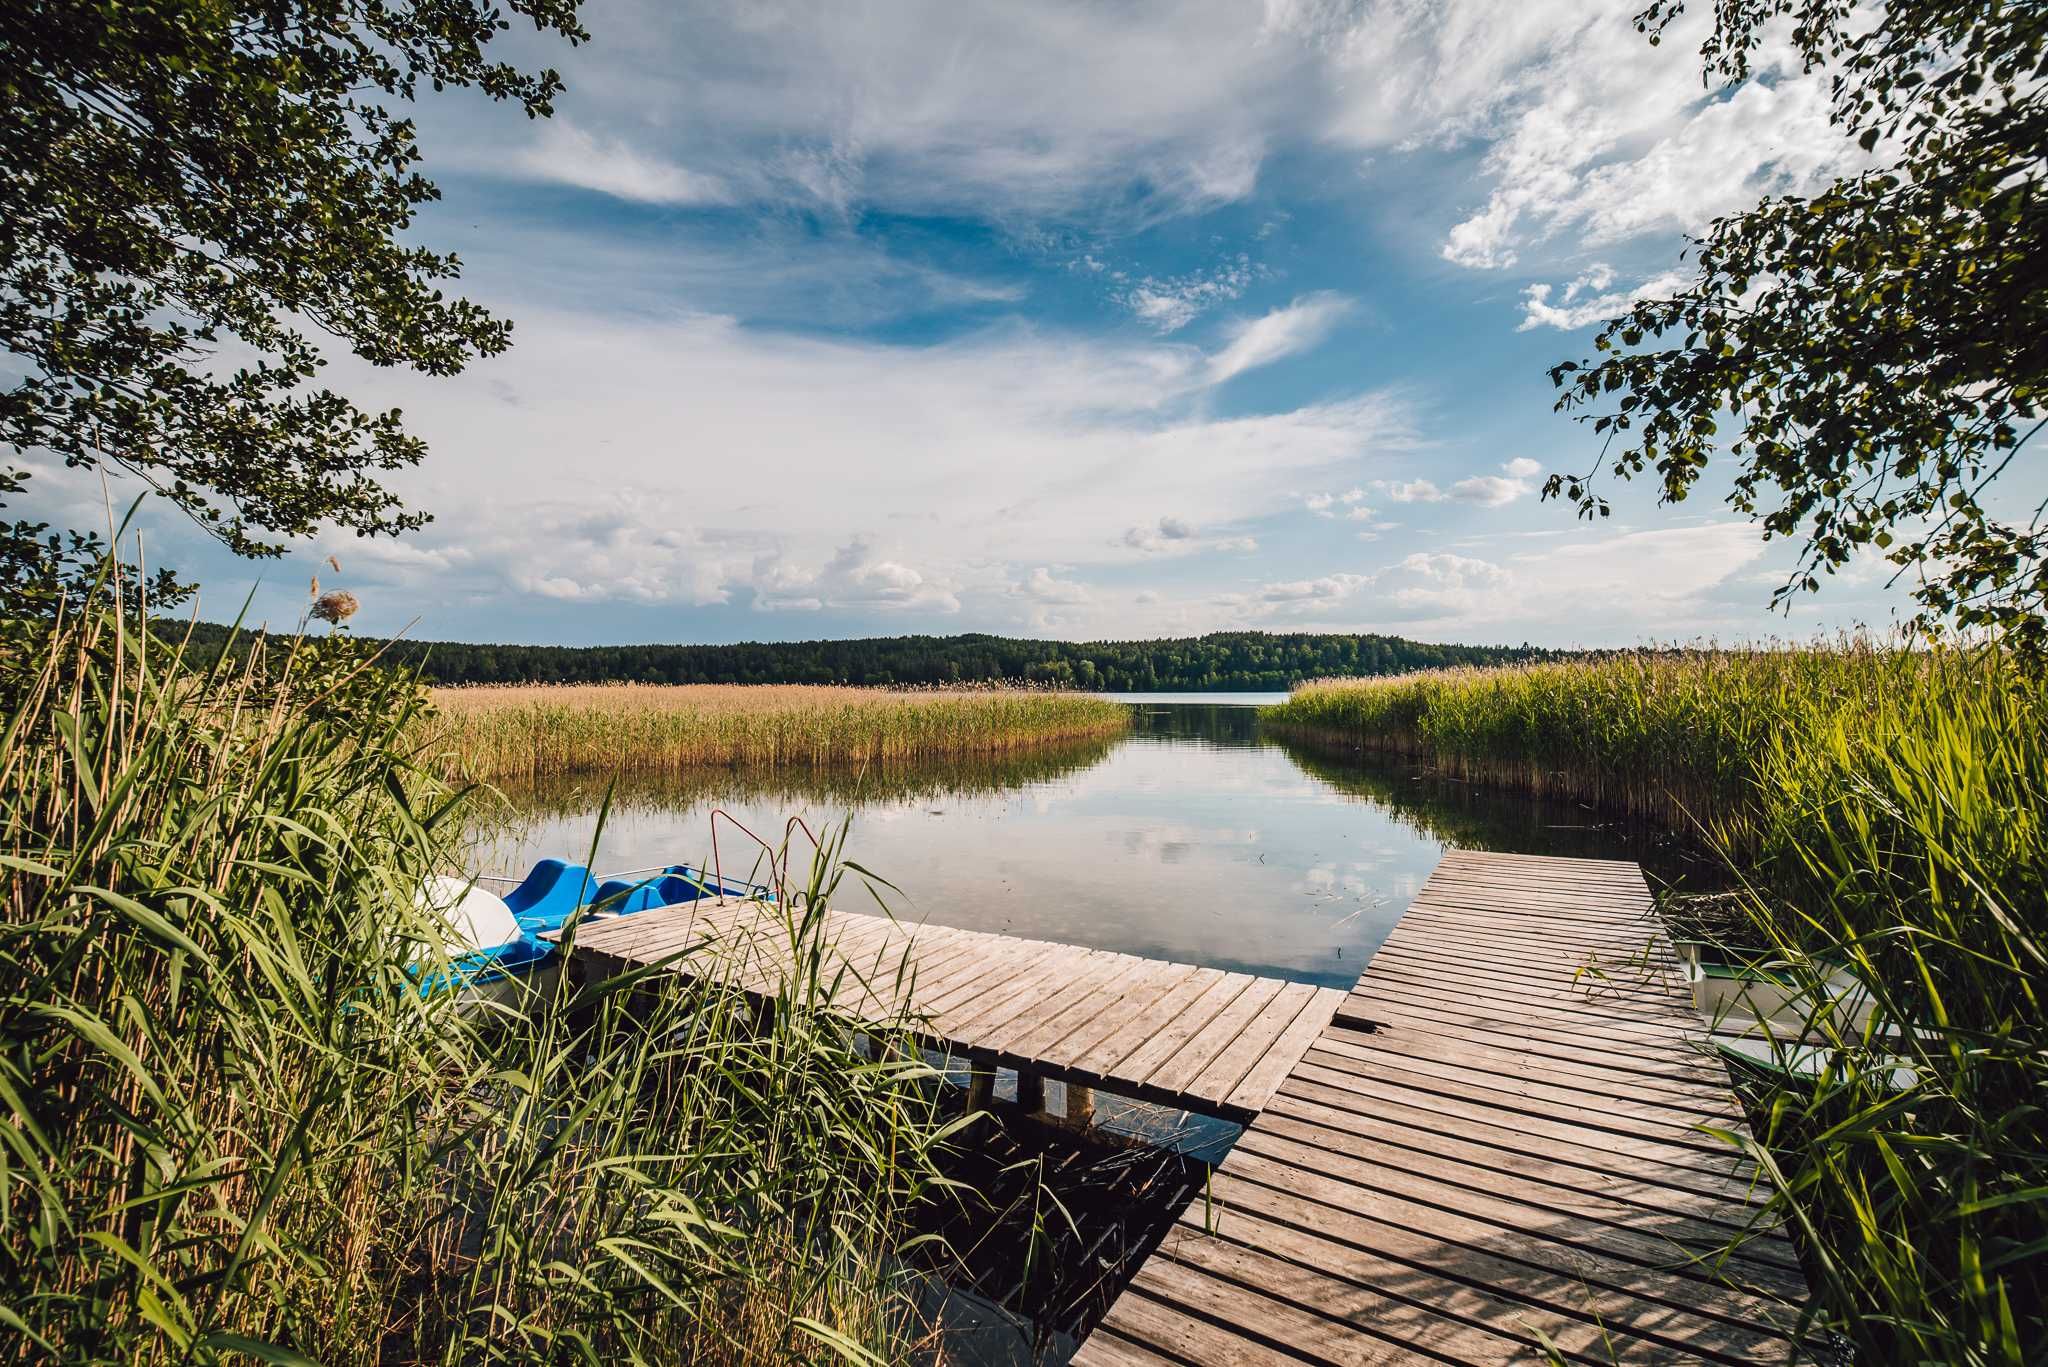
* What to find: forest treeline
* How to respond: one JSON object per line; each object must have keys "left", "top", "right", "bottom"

{"left": 160, "top": 623, "right": 1557, "bottom": 690}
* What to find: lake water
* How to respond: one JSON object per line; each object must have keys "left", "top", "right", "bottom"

{"left": 473, "top": 698, "right": 1710, "bottom": 991}
{"left": 469, "top": 698, "right": 1716, "bottom": 1362}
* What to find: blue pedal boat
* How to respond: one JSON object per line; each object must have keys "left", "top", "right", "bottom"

{"left": 415, "top": 860, "right": 761, "bottom": 1004}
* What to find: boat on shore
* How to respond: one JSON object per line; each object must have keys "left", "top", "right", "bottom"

{"left": 415, "top": 860, "right": 762, "bottom": 1004}
{"left": 1675, "top": 939, "right": 1915, "bottom": 1087}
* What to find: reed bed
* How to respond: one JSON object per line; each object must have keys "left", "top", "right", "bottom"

{"left": 0, "top": 589, "right": 963, "bottom": 1364}
{"left": 1267, "top": 644, "right": 2047, "bottom": 1364}
{"left": 424, "top": 683, "right": 1130, "bottom": 782}
{"left": 1263, "top": 644, "right": 1913, "bottom": 849}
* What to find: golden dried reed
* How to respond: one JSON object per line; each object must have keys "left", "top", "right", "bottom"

{"left": 423, "top": 683, "right": 1130, "bottom": 780}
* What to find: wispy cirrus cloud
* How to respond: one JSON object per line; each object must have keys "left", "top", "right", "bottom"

{"left": 517, "top": 120, "right": 733, "bottom": 206}
{"left": 1207, "top": 293, "right": 1352, "bottom": 385}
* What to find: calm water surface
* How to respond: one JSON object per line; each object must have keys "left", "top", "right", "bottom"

{"left": 475, "top": 701, "right": 1708, "bottom": 989}
{"left": 472, "top": 701, "right": 1717, "bottom": 1363}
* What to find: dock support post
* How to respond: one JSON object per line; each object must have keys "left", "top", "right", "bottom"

{"left": 1066, "top": 1084, "right": 1095, "bottom": 1125}
{"left": 1015, "top": 1068, "right": 1045, "bottom": 1114}
{"left": 965, "top": 1050, "right": 995, "bottom": 1116}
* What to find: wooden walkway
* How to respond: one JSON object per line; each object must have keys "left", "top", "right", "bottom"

{"left": 1076, "top": 850, "right": 1814, "bottom": 1366}
{"left": 556, "top": 898, "right": 1347, "bottom": 1121}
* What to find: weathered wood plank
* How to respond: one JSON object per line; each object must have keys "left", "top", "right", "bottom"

{"left": 553, "top": 897, "right": 1335, "bottom": 1123}
{"left": 1078, "top": 851, "right": 1811, "bottom": 1366}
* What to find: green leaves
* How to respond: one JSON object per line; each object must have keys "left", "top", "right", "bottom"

{"left": 1552, "top": 3, "right": 2046, "bottom": 651}
{"left": 3, "top": 593, "right": 958, "bottom": 1362}
{"left": 0, "top": 0, "right": 586, "bottom": 568}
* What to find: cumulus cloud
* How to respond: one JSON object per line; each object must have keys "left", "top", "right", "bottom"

{"left": 1369, "top": 552, "right": 1515, "bottom": 618}
{"left": 1374, "top": 460, "right": 1536, "bottom": 509}
{"left": 752, "top": 538, "right": 958, "bottom": 613}
{"left": 317, "top": 492, "right": 744, "bottom": 609}
{"left": 1411, "top": 11, "right": 1862, "bottom": 271}
{"left": 1209, "top": 523, "right": 1769, "bottom": 634}
{"left": 1124, "top": 516, "right": 1200, "bottom": 551}
{"left": 1225, "top": 553, "right": 1508, "bottom": 621}
{"left": 1016, "top": 566, "right": 1091, "bottom": 605}
{"left": 298, "top": 308, "right": 1415, "bottom": 620}
{"left": 1518, "top": 266, "right": 1692, "bottom": 331}
{"left": 1449, "top": 475, "right": 1525, "bottom": 507}
{"left": 1254, "top": 574, "right": 1371, "bottom": 606}
{"left": 1381, "top": 479, "right": 1447, "bottom": 504}
{"left": 1206, "top": 293, "right": 1352, "bottom": 384}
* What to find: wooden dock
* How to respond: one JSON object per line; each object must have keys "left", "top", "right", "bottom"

{"left": 1075, "top": 849, "right": 1815, "bottom": 1366}
{"left": 556, "top": 897, "right": 1348, "bottom": 1121}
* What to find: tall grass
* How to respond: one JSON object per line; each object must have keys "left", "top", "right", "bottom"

{"left": 1266, "top": 645, "right": 2047, "bottom": 1364}
{"left": 1264, "top": 644, "right": 1912, "bottom": 848}
{"left": 425, "top": 683, "right": 1130, "bottom": 782}
{"left": 0, "top": 586, "right": 962, "bottom": 1363}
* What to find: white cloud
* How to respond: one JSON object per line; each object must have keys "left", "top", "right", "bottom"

{"left": 1375, "top": 460, "right": 1535, "bottom": 509}
{"left": 1124, "top": 516, "right": 1200, "bottom": 551}
{"left": 1449, "top": 475, "right": 1526, "bottom": 507}
{"left": 517, "top": 120, "right": 732, "bottom": 206}
{"left": 1404, "top": 9, "right": 1861, "bottom": 271}
{"left": 297, "top": 309, "right": 1411, "bottom": 615}
{"left": 1016, "top": 566, "right": 1091, "bottom": 605}
{"left": 1256, "top": 574, "right": 1371, "bottom": 606}
{"left": 344, "top": 493, "right": 741, "bottom": 608}
{"left": 471, "top": 0, "right": 1308, "bottom": 224}
{"left": 1209, "top": 522, "right": 1770, "bottom": 635}
{"left": 1381, "top": 479, "right": 1446, "bottom": 504}
{"left": 1369, "top": 552, "right": 1516, "bottom": 618}
{"left": 1518, "top": 267, "right": 1691, "bottom": 331}
{"left": 1302, "top": 489, "right": 1368, "bottom": 516}
{"left": 1123, "top": 515, "right": 1262, "bottom": 557}
{"left": 752, "top": 538, "right": 958, "bottom": 613}
{"left": 1207, "top": 293, "right": 1352, "bottom": 385}
{"left": 1119, "top": 258, "right": 1257, "bottom": 332}
{"left": 468, "top": 2, "right": 1862, "bottom": 286}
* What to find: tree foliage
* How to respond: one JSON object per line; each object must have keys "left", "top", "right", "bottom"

{"left": 1550, "top": 1, "right": 2047, "bottom": 649}
{"left": 164, "top": 624, "right": 1559, "bottom": 690}
{"left": 0, "top": 0, "right": 586, "bottom": 594}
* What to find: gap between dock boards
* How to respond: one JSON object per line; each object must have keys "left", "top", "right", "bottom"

{"left": 553, "top": 897, "right": 1347, "bottom": 1123}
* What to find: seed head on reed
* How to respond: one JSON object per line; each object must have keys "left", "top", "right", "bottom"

{"left": 311, "top": 589, "right": 359, "bottom": 625}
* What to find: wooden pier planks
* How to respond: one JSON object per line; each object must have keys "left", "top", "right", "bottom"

{"left": 1076, "top": 849, "right": 1814, "bottom": 1366}
{"left": 553, "top": 898, "right": 1346, "bottom": 1121}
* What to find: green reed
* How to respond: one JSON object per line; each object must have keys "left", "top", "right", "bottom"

{"left": 1266, "top": 644, "right": 2046, "bottom": 1364}
{"left": 0, "top": 585, "right": 962, "bottom": 1363}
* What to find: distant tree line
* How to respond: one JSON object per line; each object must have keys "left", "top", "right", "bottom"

{"left": 160, "top": 625, "right": 1559, "bottom": 691}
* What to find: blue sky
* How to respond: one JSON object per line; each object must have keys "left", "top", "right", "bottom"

{"left": 33, "top": 0, "right": 1983, "bottom": 647}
